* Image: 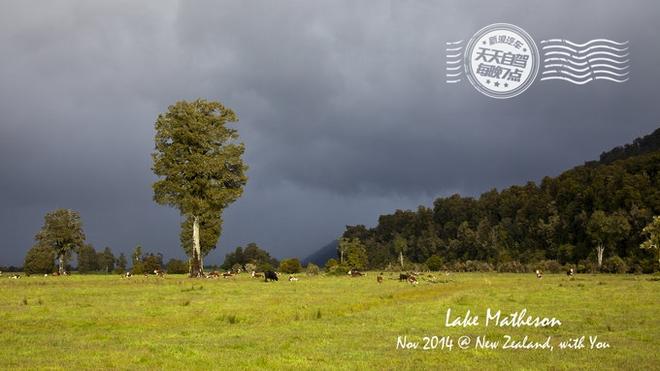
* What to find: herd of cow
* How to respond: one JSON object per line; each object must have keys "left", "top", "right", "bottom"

{"left": 2, "top": 267, "right": 577, "bottom": 282}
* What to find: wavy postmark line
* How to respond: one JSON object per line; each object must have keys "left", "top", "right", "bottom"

{"left": 543, "top": 57, "right": 630, "bottom": 67}
{"left": 540, "top": 38, "right": 628, "bottom": 47}
{"left": 540, "top": 76, "right": 629, "bottom": 84}
{"left": 539, "top": 38, "right": 630, "bottom": 84}
{"left": 542, "top": 44, "right": 628, "bottom": 54}
{"left": 445, "top": 40, "right": 464, "bottom": 83}
{"left": 543, "top": 50, "right": 629, "bottom": 60}
{"left": 542, "top": 69, "right": 629, "bottom": 79}
{"left": 544, "top": 63, "right": 629, "bottom": 73}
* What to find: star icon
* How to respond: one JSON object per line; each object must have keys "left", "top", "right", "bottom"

{"left": 504, "top": 83, "right": 509, "bottom": 88}
{"left": 482, "top": 41, "right": 487, "bottom": 45}
{"left": 523, "top": 48, "right": 527, "bottom": 52}
{"left": 494, "top": 81, "right": 500, "bottom": 87}
{"left": 486, "top": 79, "right": 491, "bottom": 84}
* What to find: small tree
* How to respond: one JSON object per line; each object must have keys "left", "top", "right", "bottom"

{"left": 640, "top": 216, "right": 660, "bottom": 263}
{"left": 35, "top": 209, "right": 86, "bottom": 274}
{"left": 142, "top": 253, "right": 164, "bottom": 273}
{"left": 345, "top": 238, "right": 369, "bottom": 269}
{"left": 131, "top": 245, "right": 145, "bottom": 274}
{"left": 325, "top": 258, "right": 338, "bottom": 270}
{"left": 97, "top": 247, "right": 115, "bottom": 273}
{"left": 392, "top": 234, "right": 408, "bottom": 269}
{"left": 77, "top": 244, "right": 99, "bottom": 273}
{"left": 24, "top": 244, "right": 56, "bottom": 274}
{"left": 279, "top": 258, "right": 302, "bottom": 274}
{"left": 306, "top": 263, "right": 320, "bottom": 276}
{"left": 116, "top": 253, "right": 128, "bottom": 273}
{"left": 587, "top": 211, "right": 631, "bottom": 269}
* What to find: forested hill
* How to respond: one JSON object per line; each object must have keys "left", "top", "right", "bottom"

{"left": 340, "top": 128, "right": 660, "bottom": 273}
{"left": 598, "top": 128, "right": 660, "bottom": 164}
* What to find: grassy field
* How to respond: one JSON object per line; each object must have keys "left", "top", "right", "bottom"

{"left": 0, "top": 272, "right": 658, "bottom": 370}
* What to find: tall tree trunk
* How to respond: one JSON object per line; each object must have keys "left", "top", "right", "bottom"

{"left": 58, "top": 254, "right": 64, "bottom": 274}
{"left": 596, "top": 245, "right": 605, "bottom": 269}
{"left": 191, "top": 215, "right": 203, "bottom": 277}
{"left": 340, "top": 249, "right": 344, "bottom": 264}
{"left": 399, "top": 251, "right": 404, "bottom": 269}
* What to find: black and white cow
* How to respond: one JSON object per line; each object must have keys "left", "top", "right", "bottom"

{"left": 264, "top": 270, "right": 278, "bottom": 282}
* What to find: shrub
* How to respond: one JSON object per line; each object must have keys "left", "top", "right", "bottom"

{"left": 496, "top": 260, "right": 528, "bottom": 273}
{"left": 306, "top": 263, "right": 320, "bottom": 276}
{"left": 132, "top": 261, "right": 145, "bottom": 275}
{"left": 257, "top": 262, "right": 273, "bottom": 273}
{"left": 602, "top": 256, "right": 628, "bottom": 274}
{"left": 325, "top": 258, "right": 338, "bottom": 270}
{"left": 231, "top": 263, "right": 243, "bottom": 273}
{"left": 538, "top": 260, "right": 562, "bottom": 274}
{"left": 166, "top": 259, "right": 188, "bottom": 274}
{"left": 425, "top": 256, "right": 444, "bottom": 271}
{"left": 326, "top": 264, "right": 350, "bottom": 276}
{"left": 577, "top": 259, "right": 597, "bottom": 274}
{"left": 279, "top": 258, "right": 302, "bottom": 274}
{"left": 244, "top": 263, "right": 257, "bottom": 273}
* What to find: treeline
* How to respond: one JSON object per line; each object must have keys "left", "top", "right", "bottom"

{"left": 341, "top": 131, "right": 660, "bottom": 273}
{"left": 22, "top": 241, "right": 194, "bottom": 275}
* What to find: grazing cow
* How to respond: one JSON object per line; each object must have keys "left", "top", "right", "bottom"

{"left": 0, "top": 271, "right": 3, "bottom": 277}
{"left": 376, "top": 275, "right": 383, "bottom": 284}
{"left": 206, "top": 271, "right": 220, "bottom": 279}
{"left": 348, "top": 269, "right": 364, "bottom": 277}
{"left": 44, "top": 274, "right": 48, "bottom": 277}
{"left": 264, "top": 270, "right": 278, "bottom": 282}
{"left": 566, "top": 268, "right": 574, "bottom": 277}
{"left": 63, "top": 271, "right": 70, "bottom": 276}
{"left": 535, "top": 269, "right": 543, "bottom": 279}
{"left": 222, "top": 271, "right": 234, "bottom": 278}
{"left": 251, "top": 271, "right": 263, "bottom": 279}
{"left": 288, "top": 275, "right": 298, "bottom": 281}
{"left": 124, "top": 271, "right": 132, "bottom": 278}
{"left": 399, "top": 273, "right": 409, "bottom": 281}
{"left": 154, "top": 268, "right": 165, "bottom": 277}
{"left": 10, "top": 274, "right": 20, "bottom": 279}
{"left": 408, "top": 276, "right": 418, "bottom": 285}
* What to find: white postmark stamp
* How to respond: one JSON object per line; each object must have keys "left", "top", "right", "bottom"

{"left": 463, "top": 23, "right": 540, "bottom": 99}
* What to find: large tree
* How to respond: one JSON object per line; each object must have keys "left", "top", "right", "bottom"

{"left": 152, "top": 99, "right": 248, "bottom": 277}
{"left": 34, "top": 209, "right": 86, "bottom": 274}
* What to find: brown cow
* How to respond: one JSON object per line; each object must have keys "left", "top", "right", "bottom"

{"left": 376, "top": 275, "right": 383, "bottom": 284}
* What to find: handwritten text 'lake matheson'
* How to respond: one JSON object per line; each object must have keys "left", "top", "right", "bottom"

{"left": 445, "top": 308, "right": 562, "bottom": 328}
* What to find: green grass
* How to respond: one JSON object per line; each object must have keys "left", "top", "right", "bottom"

{"left": 0, "top": 272, "right": 658, "bottom": 370}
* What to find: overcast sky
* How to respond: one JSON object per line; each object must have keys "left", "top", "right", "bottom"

{"left": 0, "top": 0, "right": 658, "bottom": 265}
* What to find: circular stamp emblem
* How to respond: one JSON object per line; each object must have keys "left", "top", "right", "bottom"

{"left": 464, "top": 23, "right": 539, "bottom": 99}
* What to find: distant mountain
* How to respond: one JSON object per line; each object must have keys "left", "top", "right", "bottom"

{"left": 302, "top": 240, "right": 338, "bottom": 266}
{"left": 599, "top": 127, "right": 660, "bottom": 164}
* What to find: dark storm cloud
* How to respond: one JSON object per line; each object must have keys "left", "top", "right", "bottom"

{"left": 0, "top": 0, "right": 658, "bottom": 264}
